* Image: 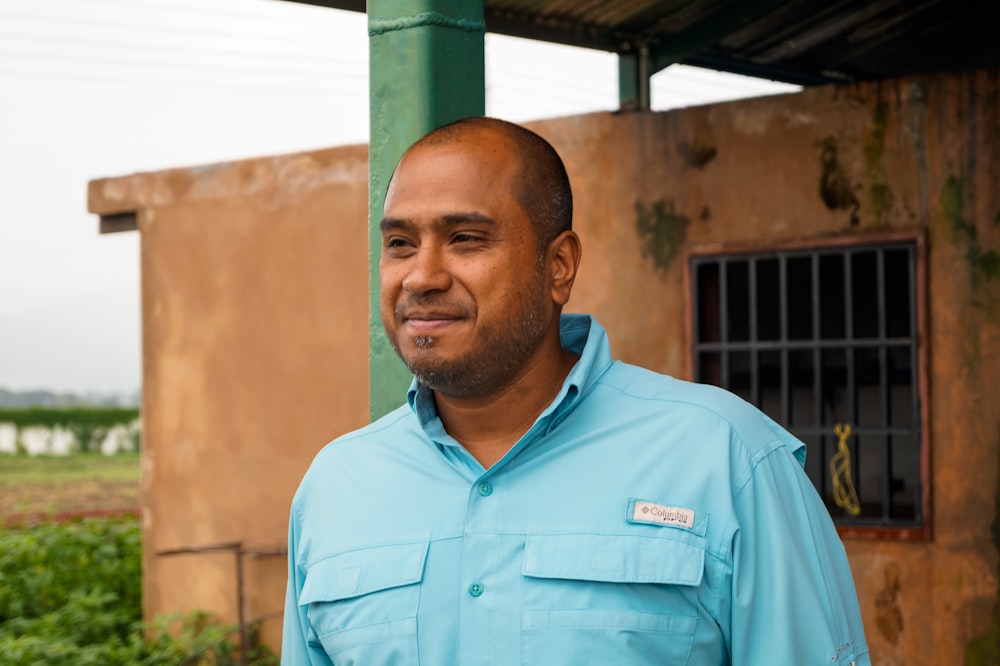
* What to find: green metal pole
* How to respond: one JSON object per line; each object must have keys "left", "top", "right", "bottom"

{"left": 368, "top": 0, "right": 486, "bottom": 420}
{"left": 617, "top": 47, "right": 650, "bottom": 112}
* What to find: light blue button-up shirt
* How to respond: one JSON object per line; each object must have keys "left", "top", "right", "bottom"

{"left": 283, "top": 315, "right": 870, "bottom": 665}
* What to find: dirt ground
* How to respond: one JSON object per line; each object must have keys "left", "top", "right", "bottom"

{"left": 0, "top": 454, "right": 140, "bottom": 519}
{"left": 0, "top": 479, "right": 140, "bottom": 516}
{"left": 0, "top": 481, "right": 139, "bottom": 516}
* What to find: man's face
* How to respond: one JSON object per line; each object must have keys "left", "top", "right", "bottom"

{"left": 379, "top": 133, "right": 554, "bottom": 398}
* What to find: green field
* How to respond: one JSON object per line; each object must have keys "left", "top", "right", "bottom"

{"left": 0, "top": 452, "right": 277, "bottom": 663}
{"left": 0, "top": 515, "right": 277, "bottom": 665}
{"left": 0, "top": 453, "right": 140, "bottom": 516}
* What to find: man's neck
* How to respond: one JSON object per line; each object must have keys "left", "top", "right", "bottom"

{"left": 433, "top": 342, "right": 579, "bottom": 470}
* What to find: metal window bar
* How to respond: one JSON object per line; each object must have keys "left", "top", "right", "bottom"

{"left": 749, "top": 256, "right": 759, "bottom": 407}
{"left": 779, "top": 255, "right": 790, "bottom": 427}
{"left": 812, "top": 252, "right": 826, "bottom": 500}
{"left": 720, "top": 260, "right": 729, "bottom": 386}
{"left": 693, "top": 337, "right": 917, "bottom": 352}
{"left": 844, "top": 251, "right": 859, "bottom": 517}
{"left": 908, "top": 246, "right": 922, "bottom": 521}
{"left": 691, "top": 242, "right": 920, "bottom": 528}
{"left": 877, "top": 249, "right": 892, "bottom": 520}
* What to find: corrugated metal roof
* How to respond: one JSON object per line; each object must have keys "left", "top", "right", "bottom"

{"left": 288, "top": 0, "right": 1000, "bottom": 86}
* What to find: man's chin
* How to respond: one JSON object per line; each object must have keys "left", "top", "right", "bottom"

{"left": 402, "top": 354, "right": 468, "bottom": 388}
{"left": 402, "top": 348, "right": 452, "bottom": 375}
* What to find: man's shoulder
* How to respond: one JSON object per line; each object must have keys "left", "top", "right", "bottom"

{"left": 600, "top": 361, "right": 750, "bottom": 414}
{"left": 291, "top": 403, "right": 424, "bottom": 511}
{"left": 301, "top": 403, "right": 418, "bottom": 475}
{"left": 598, "top": 361, "right": 798, "bottom": 457}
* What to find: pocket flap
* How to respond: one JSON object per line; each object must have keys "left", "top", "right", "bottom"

{"left": 300, "top": 541, "right": 429, "bottom": 604}
{"left": 523, "top": 534, "right": 704, "bottom": 586}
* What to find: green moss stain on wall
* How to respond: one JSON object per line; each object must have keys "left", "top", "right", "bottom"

{"left": 863, "top": 102, "right": 894, "bottom": 227}
{"left": 634, "top": 199, "right": 690, "bottom": 271}
{"left": 941, "top": 176, "right": 1000, "bottom": 289}
{"left": 941, "top": 174, "right": 964, "bottom": 232}
{"left": 965, "top": 424, "right": 1000, "bottom": 666}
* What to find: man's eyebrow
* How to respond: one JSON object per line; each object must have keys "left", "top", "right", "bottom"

{"left": 379, "top": 212, "right": 496, "bottom": 233}
{"left": 441, "top": 212, "right": 496, "bottom": 226}
{"left": 379, "top": 217, "right": 407, "bottom": 233}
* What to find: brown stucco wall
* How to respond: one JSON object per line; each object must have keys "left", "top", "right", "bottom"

{"left": 540, "top": 70, "right": 1000, "bottom": 665}
{"left": 89, "top": 147, "right": 372, "bottom": 648}
{"left": 89, "top": 67, "right": 1000, "bottom": 664}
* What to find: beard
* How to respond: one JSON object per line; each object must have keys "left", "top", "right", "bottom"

{"left": 389, "top": 287, "right": 551, "bottom": 399}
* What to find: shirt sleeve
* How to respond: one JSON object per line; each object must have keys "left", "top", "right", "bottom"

{"left": 726, "top": 443, "right": 871, "bottom": 666}
{"left": 282, "top": 506, "right": 334, "bottom": 666}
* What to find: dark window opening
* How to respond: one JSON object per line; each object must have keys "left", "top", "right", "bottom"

{"left": 691, "top": 241, "right": 924, "bottom": 533}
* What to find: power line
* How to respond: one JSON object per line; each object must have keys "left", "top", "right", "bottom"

{"left": 0, "top": 8, "right": 332, "bottom": 48}
{"left": 0, "top": 66, "right": 367, "bottom": 95}
{"left": 0, "top": 50, "right": 366, "bottom": 86}
{"left": 0, "top": 31, "right": 366, "bottom": 69}
{"left": 68, "top": 0, "right": 284, "bottom": 21}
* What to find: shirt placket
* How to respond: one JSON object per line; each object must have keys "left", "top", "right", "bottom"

{"left": 457, "top": 471, "right": 503, "bottom": 665}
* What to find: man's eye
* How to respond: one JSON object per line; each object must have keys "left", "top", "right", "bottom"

{"left": 385, "top": 237, "right": 410, "bottom": 248}
{"left": 452, "top": 233, "right": 483, "bottom": 243}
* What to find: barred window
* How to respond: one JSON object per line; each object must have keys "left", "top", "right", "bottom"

{"left": 690, "top": 238, "right": 927, "bottom": 538}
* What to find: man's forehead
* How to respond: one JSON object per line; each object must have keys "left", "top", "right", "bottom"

{"left": 389, "top": 137, "right": 517, "bottom": 196}
{"left": 403, "top": 128, "right": 517, "bottom": 166}
{"left": 414, "top": 123, "right": 508, "bottom": 149}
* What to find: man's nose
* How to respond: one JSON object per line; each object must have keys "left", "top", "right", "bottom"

{"left": 401, "top": 246, "right": 452, "bottom": 293}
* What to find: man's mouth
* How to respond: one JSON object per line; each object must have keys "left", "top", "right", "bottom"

{"left": 401, "top": 311, "right": 463, "bottom": 333}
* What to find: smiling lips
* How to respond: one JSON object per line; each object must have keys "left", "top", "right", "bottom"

{"left": 400, "top": 311, "right": 465, "bottom": 333}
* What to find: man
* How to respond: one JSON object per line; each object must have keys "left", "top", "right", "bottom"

{"left": 282, "top": 117, "right": 870, "bottom": 665}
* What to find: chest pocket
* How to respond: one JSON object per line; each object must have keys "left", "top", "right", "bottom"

{"left": 521, "top": 533, "right": 704, "bottom": 665}
{"left": 300, "top": 541, "right": 427, "bottom": 665}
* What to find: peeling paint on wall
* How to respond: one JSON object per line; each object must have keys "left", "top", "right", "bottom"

{"left": 677, "top": 140, "right": 717, "bottom": 168}
{"left": 818, "top": 136, "right": 860, "bottom": 225}
{"left": 634, "top": 199, "right": 690, "bottom": 271}
{"left": 875, "top": 561, "right": 904, "bottom": 645}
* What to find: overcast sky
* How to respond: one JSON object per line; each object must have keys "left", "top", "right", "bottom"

{"left": 0, "top": 0, "right": 798, "bottom": 395}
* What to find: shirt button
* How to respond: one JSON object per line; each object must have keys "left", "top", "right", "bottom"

{"left": 477, "top": 481, "right": 493, "bottom": 497}
{"left": 468, "top": 582, "right": 484, "bottom": 597}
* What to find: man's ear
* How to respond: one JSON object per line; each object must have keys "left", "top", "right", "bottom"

{"left": 548, "top": 230, "right": 582, "bottom": 306}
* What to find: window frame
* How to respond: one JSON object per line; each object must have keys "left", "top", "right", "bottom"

{"left": 683, "top": 231, "right": 930, "bottom": 541}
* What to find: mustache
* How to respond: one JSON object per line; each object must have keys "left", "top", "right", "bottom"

{"left": 393, "top": 295, "right": 471, "bottom": 319}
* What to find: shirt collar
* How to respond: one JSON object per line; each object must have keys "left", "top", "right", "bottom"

{"left": 406, "top": 313, "right": 614, "bottom": 432}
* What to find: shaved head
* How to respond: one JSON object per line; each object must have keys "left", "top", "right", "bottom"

{"left": 402, "top": 117, "right": 573, "bottom": 251}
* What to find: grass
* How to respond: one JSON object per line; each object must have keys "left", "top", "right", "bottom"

{"left": 0, "top": 452, "right": 139, "bottom": 484}
{"left": 0, "top": 453, "right": 140, "bottom": 516}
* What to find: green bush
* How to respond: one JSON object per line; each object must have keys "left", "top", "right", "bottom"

{"left": 0, "top": 517, "right": 277, "bottom": 665}
{"left": 0, "top": 407, "right": 141, "bottom": 454}
{"left": 0, "top": 407, "right": 139, "bottom": 430}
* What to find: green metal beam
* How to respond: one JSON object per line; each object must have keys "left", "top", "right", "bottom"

{"left": 617, "top": 0, "right": 791, "bottom": 111}
{"left": 368, "top": 0, "right": 486, "bottom": 420}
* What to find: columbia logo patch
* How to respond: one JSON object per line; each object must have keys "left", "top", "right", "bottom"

{"left": 631, "top": 500, "right": 696, "bottom": 529}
